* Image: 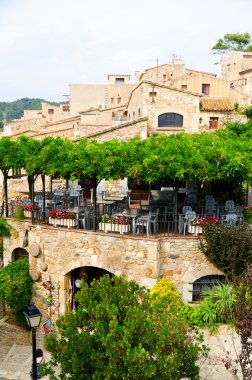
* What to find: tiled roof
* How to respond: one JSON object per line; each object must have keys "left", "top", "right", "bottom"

{"left": 200, "top": 98, "right": 233, "bottom": 112}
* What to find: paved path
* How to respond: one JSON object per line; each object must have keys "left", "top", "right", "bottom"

{"left": 0, "top": 316, "right": 49, "bottom": 380}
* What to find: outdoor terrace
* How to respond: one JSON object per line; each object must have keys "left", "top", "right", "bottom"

{"left": 6, "top": 187, "right": 246, "bottom": 238}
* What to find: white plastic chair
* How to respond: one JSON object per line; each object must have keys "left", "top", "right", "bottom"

{"left": 221, "top": 213, "right": 238, "bottom": 227}
{"left": 225, "top": 200, "right": 235, "bottom": 214}
{"left": 183, "top": 211, "right": 197, "bottom": 235}
{"left": 182, "top": 206, "right": 192, "bottom": 214}
{"left": 135, "top": 210, "right": 159, "bottom": 236}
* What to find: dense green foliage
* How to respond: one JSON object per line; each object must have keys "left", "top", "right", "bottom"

{"left": 0, "top": 258, "right": 32, "bottom": 311}
{"left": 149, "top": 278, "right": 182, "bottom": 311}
{"left": 232, "top": 264, "right": 252, "bottom": 379}
{"left": 0, "top": 120, "right": 251, "bottom": 186}
{"left": 212, "top": 32, "right": 252, "bottom": 53}
{"left": 0, "top": 218, "right": 12, "bottom": 237}
{"left": 0, "top": 98, "right": 61, "bottom": 123}
{"left": 179, "top": 283, "right": 236, "bottom": 330}
{"left": 43, "top": 275, "right": 206, "bottom": 380}
{"left": 199, "top": 223, "right": 252, "bottom": 278}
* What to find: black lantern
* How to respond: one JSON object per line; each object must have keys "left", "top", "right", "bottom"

{"left": 23, "top": 301, "right": 42, "bottom": 328}
{"left": 23, "top": 302, "right": 42, "bottom": 380}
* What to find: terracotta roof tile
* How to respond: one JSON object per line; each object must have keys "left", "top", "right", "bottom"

{"left": 200, "top": 98, "right": 233, "bottom": 112}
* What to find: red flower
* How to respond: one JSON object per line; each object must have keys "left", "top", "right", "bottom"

{"left": 49, "top": 209, "right": 75, "bottom": 219}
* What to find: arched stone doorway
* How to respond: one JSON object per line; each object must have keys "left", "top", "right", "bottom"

{"left": 12, "top": 247, "right": 29, "bottom": 262}
{"left": 66, "top": 266, "right": 113, "bottom": 311}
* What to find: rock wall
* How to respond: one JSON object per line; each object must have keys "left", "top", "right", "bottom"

{"left": 3, "top": 221, "right": 222, "bottom": 320}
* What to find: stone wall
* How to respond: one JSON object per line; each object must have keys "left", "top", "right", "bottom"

{"left": 3, "top": 220, "right": 222, "bottom": 321}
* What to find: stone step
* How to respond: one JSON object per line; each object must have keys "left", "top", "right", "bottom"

{"left": 0, "top": 344, "right": 31, "bottom": 375}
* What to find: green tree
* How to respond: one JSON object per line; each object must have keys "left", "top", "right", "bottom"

{"left": 43, "top": 275, "right": 206, "bottom": 380}
{"left": 212, "top": 33, "right": 252, "bottom": 54}
{"left": 0, "top": 137, "right": 22, "bottom": 217}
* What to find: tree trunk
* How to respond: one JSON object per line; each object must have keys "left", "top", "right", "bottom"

{"left": 28, "top": 175, "right": 33, "bottom": 200}
{"left": 2, "top": 171, "right": 9, "bottom": 217}
{"left": 91, "top": 179, "right": 99, "bottom": 231}
{"left": 42, "top": 174, "right": 46, "bottom": 221}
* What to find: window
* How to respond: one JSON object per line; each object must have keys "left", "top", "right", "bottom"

{"left": 133, "top": 111, "right": 135, "bottom": 119}
{"left": 163, "top": 74, "right": 166, "bottom": 80}
{"left": 117, "top": 97, "right": 121, "bottom": 104}
{"left": 62, "top": 105, "right": 70, "bottom": 112}
{"left": 202, "top": 84, "right": 210, "bottom": 95}
{"left": 115, "top": 78, "right": 125, "bottom": 84}
{"left": 181, "top": 84, "right": 187, "bottom": 90}
{"left": 111, "top": 97, "right": 114, "bottom": 104}
{"left": 48, "top": 108, "right": 54, "bottom": 115}
{"left": 13, "top": 247, "right": 29, "bottom": 262}
{"left": 192, "top": 275, "right": 226, "bottom": 302}
{"left": 158, "top": 113, "right": 183, "bottom": 128}
{"left": 138, "top": 108, "right": 141, "bottom": 117}
{"left": 209, "top": 117, "right": 219, "bottom": 129}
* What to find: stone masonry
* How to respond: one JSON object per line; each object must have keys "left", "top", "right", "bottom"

{"left": 3, "top": 220, "right": 222, "bottom": 321}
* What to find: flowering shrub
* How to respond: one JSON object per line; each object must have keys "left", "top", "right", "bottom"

{"left": 242, "top": 205, "right": 252, "bottom": 222}
{"left": 111, "top": 216, "right": 129, "bottom": 225}
{"left": 23, "top": 203, "right": 33, "bottom": 211}
{"left": 101, "top": 214, "right": 129, "bottom": 225}
{"left": 191, "top": 215, "right": 221, "bottom": 226}
{"left": 49, "top": 209, "right": 75, "bottom": 220}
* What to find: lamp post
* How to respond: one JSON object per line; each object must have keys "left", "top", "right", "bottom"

{"left": 23, "top": 301, "right": 42, "bottom": 380}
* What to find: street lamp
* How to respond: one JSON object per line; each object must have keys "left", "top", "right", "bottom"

{"left": 23, "top": 301, "right": 42, "bottom": 380}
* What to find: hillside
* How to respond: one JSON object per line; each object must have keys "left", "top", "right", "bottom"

{"left": 0, "top": 97, "right": 61, "bottom": 124}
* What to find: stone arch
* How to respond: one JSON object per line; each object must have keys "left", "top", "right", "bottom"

{"left": 192, "top": 274, "right": 226, "bottom": 302}
{"left": 182, "top": 266, "right": 224, "bottom": 303}
{"left": 64, "top": 265, "right": 114, "bottom": 312}
{"left": 12, "top": 247, "right": 29, "bottom": 262}
{"left": 62, "top": 256, "right": 121, "bottom": 278}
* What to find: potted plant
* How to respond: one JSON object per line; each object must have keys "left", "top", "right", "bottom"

{"left": 49, "top": 209, "right": 77, "bottom": 228}
{"left": 15, "top": 205, "right": 24, "bottom": 221}
{"left": 99, "top": 214, "right": 130, "bottom": 234}
{"left": 23, "top": 203, "right": 33, "bottom": 218}
{"left": 189, "top": 215, "right": 220, "bottom": 235}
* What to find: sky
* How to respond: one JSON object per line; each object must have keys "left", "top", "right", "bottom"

{"left": 0, "top": 0, "right": 251, "bottom": 103}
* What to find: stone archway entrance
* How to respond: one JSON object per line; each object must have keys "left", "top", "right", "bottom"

{"left": 66, "top": 266, "right": 113, "bottom": 311}
{"left": 12, "top": 247, "right": 29, "bottom": 262}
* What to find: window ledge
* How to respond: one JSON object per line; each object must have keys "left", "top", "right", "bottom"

{"left": 157, "top": 127, "right": 183, "bottom": 131}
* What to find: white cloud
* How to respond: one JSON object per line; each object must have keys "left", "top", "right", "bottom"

{"left": 0, "top": 0, "right": 251, "bottom": 101}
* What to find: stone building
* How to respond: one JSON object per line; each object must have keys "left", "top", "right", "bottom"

{"left": 1, "top": 52, "right": 251, "bottom": 321}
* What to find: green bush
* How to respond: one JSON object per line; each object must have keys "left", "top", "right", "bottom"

{"left": 14, "top": 206, "right": 24, "bottom": 221}
{"left": 150, "top": 278, "right": 182, "bottom": 311}
{"left": 179, "top": 283, "right": 237, "bottom": 330}
{"left": 199, "top": 223, "right": 252, "bottom": 277}
{"left": 0, "top": 258, "right": 32, "bottom": 311}
{"left": 0, "top": 218, "right": 12, "bottom": 237}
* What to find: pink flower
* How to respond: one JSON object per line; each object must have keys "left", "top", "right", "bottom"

{"left": 192, "top": 215, "right": 221, "bottom": 226}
